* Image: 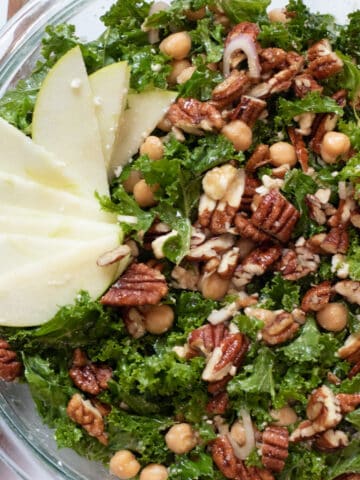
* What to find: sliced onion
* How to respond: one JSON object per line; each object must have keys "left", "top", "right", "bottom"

{"left": 223, "top": 34, "right": 260, "bottom": 79}
{"left": 146, "top": 1, "right": 170, "bottom": 44}
{"left": 227, "top": 409, "right": 255, "bottom": 460}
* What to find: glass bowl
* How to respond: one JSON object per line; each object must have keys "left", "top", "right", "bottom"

{"left": 0, "top": 0, "right": 358, "bottom": 479}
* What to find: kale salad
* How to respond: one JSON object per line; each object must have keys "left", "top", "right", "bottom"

{"left": 2, "top": 1, "right": 360, "bottom": 479}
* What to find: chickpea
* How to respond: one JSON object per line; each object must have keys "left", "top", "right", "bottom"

{"left": 230, "top": 421, "right": 246, "bottom": 446}
{"left": 159, "top": 32, "right": 192, "bottom": 60}
{"left": 167, "top": 59, "right": 192, "bottom": 85}
{"left": 165, "top": 423, "right": 197, "bottom": 454}
{"left": 177, "top": 66, "right": 196, "bottom": 84}
{"left": 268, "top": 8, "right": 288, "bottom": 23}
{"left": 320, "top": 131, "right": 351, "bottom": 164}
{"left": 140, "top": 464, "right": 168, "bottom": 480}
{"left": 316, "top": 302, "right": 348, "bottom": 332}
{"left": 123, "top": 170, "right": 142, "bottom": 193}
{"left": 109, "top": 450, "right": 141, "bottom": 480}
{"left": 133, "top": 180, "right": 158, "bottom": 208}
{"left": 140, "top": 136, "right": 164, "bottom": 161}
{"left": 144, "top": 304, "right": 174, "bottom": 335}
{"left": 185, "top": 7, "right": 206, "bottom": 21}
{"left": 269, "top": 142, "right": 297, "bottom": 167}
{"left": 221, "top": 120, "right": 253, "bottom": 152}
{"left": 200, "top": 272, "right": 230, "bottom": 301}
{"left": 271, "top": 406, "right": 298, "bottom": 426}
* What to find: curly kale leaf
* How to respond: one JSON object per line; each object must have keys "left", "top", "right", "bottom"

{"left": 326, "top": 440, "right": 360, "bottom": 479}
{"left": 339, "top": 153, "right": 360, "bottom": 201}
{"left": 337, "top": 10, "right": 360, "bottom": 66}
{"left": 220, "top": 0, "right": 270, "bottom": 24}
{"left": 259, "top": 273, "right": 300, "bottom": 311}
{"left": 279, "top": 443, "right": 326, "bottom": 480}
{"left": 169, "top": 448, "right": 220, "bottom": 480}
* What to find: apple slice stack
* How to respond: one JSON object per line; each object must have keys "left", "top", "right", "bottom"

{"left": 0, "top": 46, "right": 176, "bottom": 328}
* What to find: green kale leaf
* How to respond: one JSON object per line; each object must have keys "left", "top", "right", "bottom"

{"left": 326, "top": 440, "right": 360, "bottom": 478}
{"left": 190, "top": 19, "right": 224, "bottom": 64}
{"left": 337, "top": 11, "right": 360, "bottom": 66}
{"left": 259, "top": 273, "right": 300, "bottom": 311}
{"left": 169, "top": 448, "right": 218, "bottom": 480}
{"left": 220, "top": 0, "right": 270, "bottom": 24}
{"left": 279, "top": 443, "right": 326, "bottom": 480}
{"left": 339, "top": 153, "right": 360, "bottom": 201}
{"left": 176, "top": 58, "right": 223, "bottom": 101}
{"left": 282, "top": 168, "right": 323, "bottom": 237}
{"left": 346, "top": 408, "right": 360, "bottom": 429}
{"left": 277, "top": 92, "right": 343, "bottom": 126}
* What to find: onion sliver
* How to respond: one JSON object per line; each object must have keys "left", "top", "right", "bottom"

{"left": 227, "top": 409, "right": 255, "bottom": 460}
{"left": 223, "top": 34, "right": 260, "bottom": 78}
{"left": 145, "top": 1, "right": 169, "bottom": 44}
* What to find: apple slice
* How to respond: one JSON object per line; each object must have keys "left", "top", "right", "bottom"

{"left": 109, "top": 89, "right": 177, "bottom": 178}
{"left": 0, "top": 211, "right": 120, "bottom": 241}
{"left": 0, "top": 117, "right": 81, "bottom": 194}
{"left": 90, "top": 62, "right": 130, "bottom": 169}
{"left": 32, "top": 46, "right": 109, "bottom": 198}
{"left": 0, "top": 233, "right": 127, "bottom": 327}
{"left": 0, "top": 234, "right": 90, "bottom": 275}
{"left": 0, "top": 172, "right": 114, "bottom": 223}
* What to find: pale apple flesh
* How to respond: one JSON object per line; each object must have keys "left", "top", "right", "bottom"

{"left": 90, "top": 62, "right": 130, "bottom": 169}
{"left": 32, "top": 46, "right": 109, "bottom": 198}
{"left": 109, "top": 89, "right": 177, "bottom": 178}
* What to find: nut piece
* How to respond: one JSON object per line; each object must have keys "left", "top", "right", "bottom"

{"left": 187, "top": 234, "right": 236, "bottom": 261}
{"left": 293, "top": 73, "right": 323, "bottom": 98}
{"left": 334, "top": 281, "right": 360, "bottom": 305}
{"left": 166, "top": 98, "right": 224, "bottom": 135}
{"left": 245, "top": 144, "right": 271, "bottom": 173}
{"left": 251, "top": 189, "right": 300, "bottom": 243}
{"left": 338, "top": 334, "right": 360, "bottom": 379}
{"left": 206, "top": 392, "right": 229, "bottom": 415}
{"left": 321, "top": 227, "right": 349, "bottom": 254}
{"left": 67, "top": 393, "right": 108, "bottom": 445}
{"left": 261, "top": 426, "right": 289, "bottom": 473}
{"left": 290, "top": 386, "right": 342, "bottom": 442}
{"left": 261, "top": 311, "right": 299, "bottom": 346}
{"left": 202, "top": 333, "right": 249, "bottom": 382}
{"left": 307, "top": 40, "right": 343, "bottom": 80}
{"left": 314, "top": 429, "right": 349, "bottom": 452}
{"left": 234, "top": 215, "right": 273, "bottom": 243}
{"left": 301, "top": 281, "right": 332, "bottom": 312}
{"left": 69, "top": 349, "right": 112, "bottom": 395}
{"left": 202, "top": 164, "right": 238, "bottom": 201}
{"left": 210, "top": 435, "right": 239, "bottom": 479}
{"left": 287, "top": 127, "right": 308, "bottom": 172}
{"left": 234, "top": 95, "right": 267, "bottom": 128}
{"left": 233, "top": 245, "right": 282, "bottom": 287}
{"left": 277, "top": 244, "right": 320, "bottom": 280}
{"left": 101, "top": 262, "right": 168, "bottom": 307}
{"left": 188, "top": 323, "right": 229, "bottom": 357}
{"left": 0, "top": 339, "right": 22, "bottom": 382}
{"left": 211, "top": 70, "right": 252, "bottom": 108}
{"left": 336, "top": 393, "right": 360, "bottom": 414}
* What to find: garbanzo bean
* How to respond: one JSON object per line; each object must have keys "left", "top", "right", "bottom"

{"left": 221, "top": 120, "right": 253, "bottom": 152}
{"left": 165, "top": 423, "right": 197, "bottom": 454}
{"left": 320, "top": 131, "right": 351, "bottom": 164}
{"left": 159, "top": 32, "right": 192, "bottom": 60}
{"left": 144, "top": 304, "right": 174, "bottom": 335}
{"left": 316, "top": 302, "right": 348, "bottom": 332}
{"left": 269, "top": 142, "right": 297, "bottom": 167}
{"left": 140, "top": 136, "right": 164, "bottom": 161}
{"left": 139, "top": 464, "right": 168, "bottom": 480}
{"left": 109, "top": 450, "right": 141, "bottom": 480}
{"left": 133, "top": 180, "right": 158, "bottom": 208}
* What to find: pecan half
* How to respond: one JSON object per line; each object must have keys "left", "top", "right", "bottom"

{"left": 277, "top": 244, "right": 320, "bottom": 280}
{"left": 290, "top": 386, "right": 342, "bottom": 442}
{"left": 101, "top": 262, "right": 168, "bottom": 307}
{"left": 0, "top": 339, "right": 22, "bottom": 382}
{"left": 261, "top": 426, "right": 289, "bottom": 473}
{"left": 166, "top": 98, "right": 224, "bottom": 135}
{"left": 233, "top": 96, "right": 267, "bottom": 127}
{"left": 202, "top": 333, "right": 249, "bottom": 382}
{"left": 212, "top": 70, "right": 252, "bottom": 108}
{"left": 240, "top": 176, "right": 261, "bottom": 212}
{"left": 338, "top": 334, "right": 360, "bottom": 364}
{"left": 217, "top": 247, "right": 241, "bottom": 279}
{"left": 245, "top": 144, "right": 271, "bottom": 173}
{"left": 301, "top": 281, "right": 332, "bottom": 312}
{"left": 234, "top": 215, "right": 273, "bottom": 243}
{"left": 334, "top": 281, "right": 360, "bottom": 305}
{"left": 206, "top": 392, "right": 229, "bottom": 415}
{"left": 321, "top": 227, "right": 349, "bottom": 254}
{"left": 233, "top": 244, "right": 282, "bottom": 287}
{"left": 288, "top": 127, "right": 308, "bottom": 172}
{"left": 336, "top": 393, "right": 360, "bottom": 414}
{"left": 188, "top": 323, "right": 228, "bottom": 357}
{"left": 314, "top": 429, "right": 349, "bottom": 452}
{"left": 69, "top": 349, "right": 112, "bottom": 395}
{"left": 210, "top": 435, "right": 239, "bottom": 479}
{"left": 307, "top": 40, "right": 343, "bottom": 80}
{"left": 251, "top": 190, "right": 300, "bottom": 243}
{"left": 187, "top": 234, "right": 236, "bottom": 261}
{"left": 293, "top": 73, "right": 323, "bottom": 98}
{"left": 259, "top": 48, "right": 287, "bottom": 74}
{"left": 306, "top": 194, "right": 328, "bottom": 225}
{"left": 67, "top": 393, "right": 108, "bottom": 445}
{"left": 261, "top": 311, "right": 299, "bottom": 346}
